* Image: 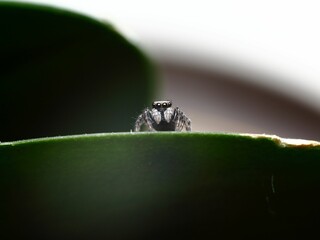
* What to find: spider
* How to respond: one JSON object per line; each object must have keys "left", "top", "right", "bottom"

{"left": 134, "top": 100, "right": 191, "bottom": 132}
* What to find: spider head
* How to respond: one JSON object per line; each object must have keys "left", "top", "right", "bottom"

{"left": 152, "top": 100, "right": 172, "bottom": 110}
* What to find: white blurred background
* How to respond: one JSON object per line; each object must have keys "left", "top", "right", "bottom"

{"left": 18, "top": 0, "right": 320, "bottom": 140}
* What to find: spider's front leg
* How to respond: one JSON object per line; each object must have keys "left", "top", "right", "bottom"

{"left": 173, "top": 107, "right": 192, "bottom": 131}
{"left": 134, "top": 109, "right": 155, "bottom": 132}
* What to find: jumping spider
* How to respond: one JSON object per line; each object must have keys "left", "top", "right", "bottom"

{"left": 134, "top": 100, "right": 191, "bottom": 132}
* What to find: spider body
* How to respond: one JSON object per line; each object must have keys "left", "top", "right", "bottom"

{"left": 134, "top": 101, "right": 191, "bottom": 132}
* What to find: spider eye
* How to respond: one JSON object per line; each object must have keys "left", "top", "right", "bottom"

{"left": 162, "top": 103, "right": 167, "bottom": 107}
{"left": 152, "top": 102, "right": 156, "bottom": 108}
{"left": 156, "top": 103, "right": 161, "bottom": 107}
{"left": 168, "top": 102, "right": 172, "bottom": 107}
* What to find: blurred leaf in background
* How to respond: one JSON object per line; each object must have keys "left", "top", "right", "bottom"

{"left": 0, "top": 2, "right": 155, "bottom": 141}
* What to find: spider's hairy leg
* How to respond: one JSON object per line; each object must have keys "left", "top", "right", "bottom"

{"left": 173, "top": 108, "right": 183, "bottom": 131}
{"left": 174, "top": 107, "right": 192, "bottom": 131}
{"left": 134, "top": 113, "right": 145, "bottom": 132}
{"left": 134, "top": 108, "right": 154, "bottom": 132}
{"left": 184, "top": 115, "right": 192, "bottom": 131}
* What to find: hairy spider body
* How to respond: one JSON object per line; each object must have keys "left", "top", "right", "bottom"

{"left": 134, "top": 101, "right": 191, "bottom": 132}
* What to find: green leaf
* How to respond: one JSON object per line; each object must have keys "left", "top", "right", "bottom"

{"left": 0, "top": 2, "right": 155, "bottom": 141}
{"left": 0, "top": 133, "right": 319, "bottom": 239}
